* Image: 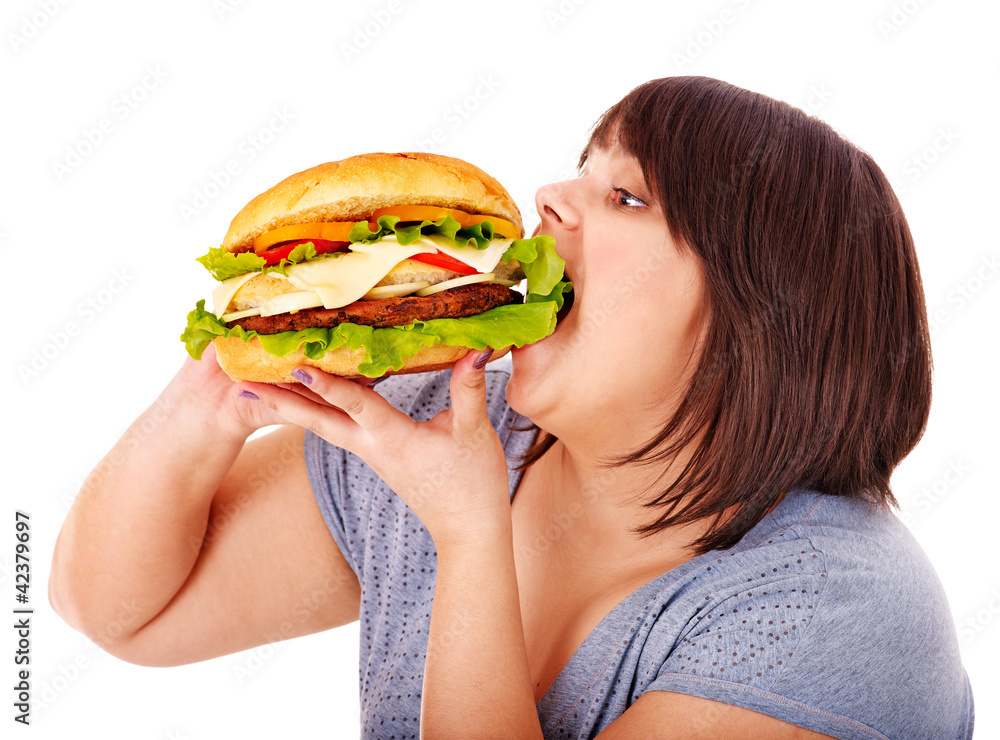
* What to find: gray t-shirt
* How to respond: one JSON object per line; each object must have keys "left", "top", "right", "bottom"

{"left": 303, "top": 366, "right": 973, "bottom": 739}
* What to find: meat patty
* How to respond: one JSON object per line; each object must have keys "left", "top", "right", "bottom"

{"left": 227, "top": 282, "right": 522, "bottom": 334}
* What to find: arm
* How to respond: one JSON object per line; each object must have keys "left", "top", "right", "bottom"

{"left": 49, "top": 346, "right": 360, "bottom": 666}
{"left": 423, "top": 520, "right": 541, "bottom": 738}
{"left": 239, "top": 351, "right": 543, "bottom": 737}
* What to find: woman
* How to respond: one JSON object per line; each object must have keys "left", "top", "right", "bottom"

{"left": 50, "top": 77, "right": 973, "bottom": 738}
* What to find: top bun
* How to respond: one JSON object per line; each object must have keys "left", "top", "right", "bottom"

{"left": 223, "top": 152, "right": 524, "bottom": 253}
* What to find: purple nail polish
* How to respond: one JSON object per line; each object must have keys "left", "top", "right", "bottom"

{"left": 240, "top": 390, "right": 259, "bottom": 401}
{"left": 368, "top": 377, "right": 387, "bottom": 388}
{"left": 292, "top": 368, "right": 313, "bottom": 385}
{"left": 474, "top": 347, "right": 494, "bottom": 370}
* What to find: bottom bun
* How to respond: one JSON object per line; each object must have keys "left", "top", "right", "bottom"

{"left": 213, "top": 336, "right": 509, "bottom": 383}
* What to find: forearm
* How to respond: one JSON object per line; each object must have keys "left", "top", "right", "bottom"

{"left": 421, "top": 518, "right": 543, "bottom": 739}
{"left": 49, "top": 380, "right": 250, "bottom": 646}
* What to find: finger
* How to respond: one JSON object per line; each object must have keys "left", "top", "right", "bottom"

{"left": 233, "top": 384, "right": 294, "bottom": 429}
{"left": 289, "top": 366, "right": 398, "bottom": 429}
{"left": 239, "top": 381, "right": 361, "bottom": 446}
{"left": 276, "top": 381, "right": 339, "bottom": 409}
{"left": 448, "top": 347, "right": 493, "bottom": 433}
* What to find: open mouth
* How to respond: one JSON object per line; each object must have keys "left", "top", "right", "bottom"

{"left": 556, "top": 288, "right": 575, "bottom": 324}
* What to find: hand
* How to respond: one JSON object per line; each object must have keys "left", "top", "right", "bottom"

{"left": 238, "top": 350, "right": 512, "bottom": 546}
{"left": 170, "top": 342, "right": 288, "bottom": 437}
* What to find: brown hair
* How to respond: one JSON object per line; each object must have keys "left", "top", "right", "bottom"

{"left": 522, "top": 76, "right": 932, "bottom": 554}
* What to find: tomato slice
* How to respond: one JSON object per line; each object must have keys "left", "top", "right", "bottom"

{"left": 258, "top": 239, "right": 347, "bottom": 267}
{"left": 370, "top": 205, "right": 521, "bottom": 240}
{"left": 412, "top": 250, "right": 478, "bottom": 275}
{"left": 253, "top": 222, "right": 356, "bottom": 254}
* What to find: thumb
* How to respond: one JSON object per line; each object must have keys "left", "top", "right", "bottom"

{"left": 449, "top": 347, "right": 493, "bottom": 432}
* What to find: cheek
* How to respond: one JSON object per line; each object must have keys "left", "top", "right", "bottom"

{"left": 589, "top": 232, "right": 681, "bottom": 303}
{"left": 602, "top": 250, "right": 703, "bottom": 333}
{"left": 606, "top": 265, "right": 707, "bottom": 393}
{"left": 590, "top": 247, "right": 631, "bottom": 285}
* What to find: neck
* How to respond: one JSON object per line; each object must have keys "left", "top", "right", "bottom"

{"left": 520, "top": 437, "right": 707, "bottom": 568}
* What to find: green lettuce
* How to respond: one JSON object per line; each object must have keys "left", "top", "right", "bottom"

{"left": 502, "top": 235, "right": 572, "bottom": 309}
{"left": 349, "top": 214, "right": 496, "bottom": 249}
{"left": 196, "top": 248, "right": 266, "bottom": 281}
{"left": 196, "top": 241, "right": 329, "bottom": 281}
{"left": 181, "top": 299, "right": 558, "bottom": 377}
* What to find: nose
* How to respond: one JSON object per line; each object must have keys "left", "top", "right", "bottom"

{"left": 534, "top": 180, "right": 581, "bottom": 232}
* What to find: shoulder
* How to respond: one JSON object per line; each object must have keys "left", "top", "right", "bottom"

{"left": 635, "top": 490, "right": 973, "bottom": 739}
{"left": 756, "top": 491, "right": 956, "bottom": 626}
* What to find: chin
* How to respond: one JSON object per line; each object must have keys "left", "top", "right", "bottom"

{"left": 506, "top": 330, "right": 570, "bottom": 428}
{"left": 505, "top": 281, "right": 579, "bottom": 423}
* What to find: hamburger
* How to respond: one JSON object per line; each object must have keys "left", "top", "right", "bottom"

{"left": 180, "top": 152, "right": 571, "bottom": 381}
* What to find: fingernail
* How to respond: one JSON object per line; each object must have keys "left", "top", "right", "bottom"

{"left": 292, "top": 368, "right": 313, "bottom": 385}
{"left": 239, "top": 390, "right": 259, "bottom": 401}
{"left": 368, "top": 376, "right": 387, "bottom": 388}
{"left": 474, "top": 347, "right": 494, "bottom": 370}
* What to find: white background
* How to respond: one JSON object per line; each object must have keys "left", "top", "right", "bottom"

{"left": 3, "top": 0, "right": 997, "bottom": 737}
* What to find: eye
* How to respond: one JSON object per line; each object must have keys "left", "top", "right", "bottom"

{"left": 611, "top": 186, "right": 647, "bottom": 209}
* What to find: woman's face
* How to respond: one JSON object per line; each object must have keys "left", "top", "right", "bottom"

{"left": 507, "top": 144, "right": 708, "bottom": 449}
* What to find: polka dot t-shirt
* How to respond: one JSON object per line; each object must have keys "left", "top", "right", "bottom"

{"left": 303, "top": 366, "right": 974, "bottom": 740}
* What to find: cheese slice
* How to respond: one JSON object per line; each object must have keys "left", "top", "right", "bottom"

{"left": 362, "top": 281, "right": 432, "bottom": 300}
{"left": 283, "top": 241, "right": 435, "bottom": 309}
{"left": 212, "top": 235, "right": 516, "bottom": 317}
{"left": 212, "top": 271, "right": 258, "bottom": 317}
{"left": 415, "top": 273, "right": 495, "bottom": 297}
{"left": 221, "top": 306, "right": 263, "bottom": 322}
{"left": 259, "top": 290, "right": 324, "bottom": 317}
